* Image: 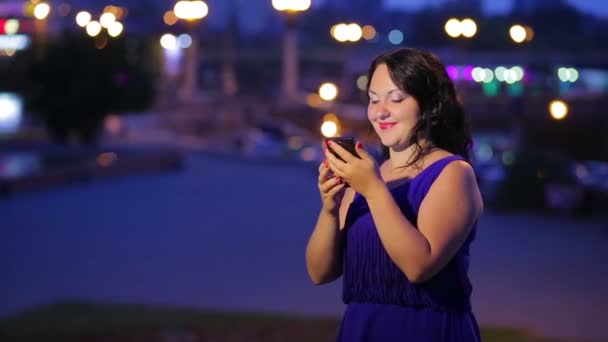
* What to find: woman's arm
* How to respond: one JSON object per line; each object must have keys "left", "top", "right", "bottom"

{"left": 305, "top": 183, "right": 355, "bottom": 285}
{"left": 365, "top": 160, "right": 483, "bottom": 283}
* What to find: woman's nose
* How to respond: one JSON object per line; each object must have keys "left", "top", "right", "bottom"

{"left": 376, "top": 109, "right": 390, "bottom": 121}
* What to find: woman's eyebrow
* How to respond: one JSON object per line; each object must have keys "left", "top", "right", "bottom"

{"left": 368, "top": 89, "right": 401, "bottom": 95}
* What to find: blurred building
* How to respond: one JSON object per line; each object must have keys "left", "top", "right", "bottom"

{"left": 512, "top": 0, "right": 567, "bottom": 15}
{"left": 444, "top": 0, "right": 483, "bottom": 13}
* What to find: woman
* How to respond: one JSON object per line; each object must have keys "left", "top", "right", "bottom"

{"left": 305, "top": 47, "right": 484, "bottom": 341}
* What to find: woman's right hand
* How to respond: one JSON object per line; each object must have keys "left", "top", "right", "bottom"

{"left": 318, "top": 159, "right": 346, "bottom": 215}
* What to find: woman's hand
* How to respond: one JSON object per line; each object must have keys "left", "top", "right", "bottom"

{"left": 325, "top": 141, "right": 385, "bottom": 198}
{"left": 318, "top": 159, "right": 346, "bottom": 215}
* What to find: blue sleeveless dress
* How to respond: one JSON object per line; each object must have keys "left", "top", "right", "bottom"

{"left": 337, "top": 155, "right": 481, "bottom": 342}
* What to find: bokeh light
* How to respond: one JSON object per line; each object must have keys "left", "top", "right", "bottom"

{"left": 549, "top": 99, "right": 569, "bottom": 120}
{"left": 318, "top": 82, "right": 338, "bottom": 101}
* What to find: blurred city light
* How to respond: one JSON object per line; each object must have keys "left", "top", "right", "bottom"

{"left": 331, "top": 23, "right": 362, "bottom": 43}
{"left": 361, "top": 25, "right": 376, "bottom": 40}
{"left": 357, "top": 75, "right": 368, "bottom": 91}
{"left": 0, "top": 93, "right": 22, "bottom": 134}
{"left": 321, "top": 121, "right": 338, "bottom": 138}
{"left": 288, "top": 136, "right": 304, "bottom": 150}
{"left": 99, "top": 12, "right": 116, "bottom": 28}
{"left": 510, "top": 24, "right": 526, "bottom": 43}
{"left": 177, "top": 33, "right": 192, "bottom": 48}
{"left": 388, "top": 29, "right": 404, "bottom": 45}
{"left": 318, "top": 82, "right": 338, "bottom": 101}
{"left": 476, "top": 143, "right": 493, "bottom": 162}
{"left": 321, "top": 113, "right": 340, "bottom": 138}
{"left": 549, "top": 99, "right": 569, "bottom": 120}
{"left": 271, "top": 0, "right": 311, "bottom": 12}
{"left": 502, "top": 151, "right": 515, "bottom": 165}
{"left": 0, "top": 35, "right": 30, "bottom": 50}
{"left": 472, "top": 67, "right": 494, "bottom": 83}
{"left": 160, "top": 34, "right": 178, "bottom": 50}
{"left": 511, "top": 66, "right": 525, "bottom": 80}
{"left": 445, "top": 18, "right": 477, "bottom": 38}
{"left": 4, "top": 19, "right": 19, "bottom": 35}
{"left": 495, "top": 66, "right": 506, "bottom": 81}
{"left": 460, "top": 18, "right": 477, "bottom": 38}
{"left": 103, "top": 5, "right": 126, "bottom": 20}
{"left": 300, "top": 147, "right": 317, "bottom": 161}
{"left": 107, "top": 21, "right": 123, "bottom": 37}
{"left": 306, "top": 93, "right": 322, "bottom": 108}
{"left": 445, "top": 18, "right": 461, "bottom": 38}
{"left": 85, "top": 21, "right": 102, "bottom": 37}
{"left": 558, "top": 67, "right": 579, "bottom": 83}
{"left": 33, "top": 2, "right": 50, "bottom": 20}
{"left": 75, "top": 11, "right": 91, "bottom": 27}
{"left": 163, "top": 11, "right": 179, "bottom": 25}
{"left": 97, "top": 152, "right": 118, "bottom": 167}
{"left": 174, "top": 0, "right": 209, "bottom": 21}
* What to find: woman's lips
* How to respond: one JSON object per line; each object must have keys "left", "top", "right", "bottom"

{"left": 379, "top": 122, "right": 397, "bottom": 130}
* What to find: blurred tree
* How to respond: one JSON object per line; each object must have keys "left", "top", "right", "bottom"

{"left": 9, "top": 30, "right": 157, "bottom": 144}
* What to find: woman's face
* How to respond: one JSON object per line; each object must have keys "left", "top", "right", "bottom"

{"left": 367, "top": 64, "right": 421, "bottom": 151}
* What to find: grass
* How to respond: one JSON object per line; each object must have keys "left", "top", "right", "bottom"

{"left": 0, "top": 300, "right": 593, "bottom": 342}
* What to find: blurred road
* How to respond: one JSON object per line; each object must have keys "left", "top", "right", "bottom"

{"left": 1, "top": 153, "right": 607, "bottom": 340}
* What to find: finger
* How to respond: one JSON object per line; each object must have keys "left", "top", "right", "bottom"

{"left": 318, "top": 160, "right": 330, "bottom": 182}
{"left": 327, "top": 140, "right": 355, "bottom": 163}
{"left": 355, "top": 141, "right": 373, "bottom": 161}
{"left": 326, "top": 182, "right": 346, "bottom": 198}
{"left": 318, "top": 160, "right": 325, "bottom": 172}
{"left": 328, "top": 165, "right": 346, "bottom": 179}
{"left": 325, "top": 149, "right": 347, "bottom": 172}
{"left": 319, "top": 176, "right": 342, "bottom": 193}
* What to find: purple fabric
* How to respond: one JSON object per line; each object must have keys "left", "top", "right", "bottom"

{"left": 337, "top": 155, "right": 481, "bottom": 341}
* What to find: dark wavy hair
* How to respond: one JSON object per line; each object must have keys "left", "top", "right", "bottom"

{"left": 366, "top": 47, "right": 472, "bottom": 167}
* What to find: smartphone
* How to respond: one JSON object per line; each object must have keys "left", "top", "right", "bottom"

{"left": 325, "top": 137, "right": 359, "bottom": 162}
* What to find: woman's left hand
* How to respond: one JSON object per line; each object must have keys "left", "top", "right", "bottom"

{"left": 325, "top": 141, "right": 385, "bottom": 198}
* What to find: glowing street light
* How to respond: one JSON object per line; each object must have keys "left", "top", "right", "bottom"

{"left": 99, "top": 12, "right": 116, "bottom": 28}
{"left": 272, "top": 0, "right": 311, "bottom": 100}
{"left": 549, "top": 100, "right": 569, "bottom": 120}
{"left": 174, "top": 0, "right": 209, "bottom": 21}
{"left": 86, "top": 21, "right": 102, "bottom": 37}
{"left": 444, "top": 18, "right": 477, "bottom": 38}
{"left": 319, "top": 82, "right": 338, "bottom": 101}
{"left": 272, "top": 0, "right": 311, "bottom": 12}
{"left": 76, "top": 11, "right": 92, "bottom": 27}
{"left": 33, "top": 2, "right": 51, "bottom": 20}
{"left": 445, "top": 18, "right": 462, "bottom": 38}
{"left": 107, "top": 21, "right": 124, "bottom": 37}
{"left": 460, "top": 18, "right": 477, "bottom": 38}
{"left": 331, "top": 23, "right": 363, "bottom": 43}
{"left": 321, "top": 113, "right": 341, "bottom": 138}
{"left": 509, "top": 24, "right": 534, "bottom": 43}
{"left": 172, "top": 0, "right": 209, "bottom": 102}
{"left": 160, "top": 34, "right": 178, "bottom": 50}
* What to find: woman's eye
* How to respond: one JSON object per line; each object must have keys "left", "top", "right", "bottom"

{"left": 370, "top": 99, "right": 379, "bottom": 104}
{"left": 391, "top": 98, "right": 404, "bottom": 103}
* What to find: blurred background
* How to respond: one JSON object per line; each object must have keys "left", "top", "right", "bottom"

{"left": 0, "top": 0, "right": 607, "bottom": 341}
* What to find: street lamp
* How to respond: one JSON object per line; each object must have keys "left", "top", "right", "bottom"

{"left": 509, "top": 24, "right": 534, "bottom": 44}
{"left": 318, "top": 82, "right": 338, "bottom": 101}
{"left": 444, "top": 18, "right": 477, "bottom": 38}
{"left": 549, "top": 99, "right": 569, "bottom": 120}
{"left": 173, "top": 0, "right": 208, "bottom": 102}
{"left": 272, "top": 0, "right": 311, "bottom": 101}
{"left": 331, "top": 23, "right": 362, "bottom": 43}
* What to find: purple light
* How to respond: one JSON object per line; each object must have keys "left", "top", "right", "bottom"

{"left": 446, "top": 65, "right": 459, "bottom": 80}
{"left": 462, "top": 66, "right": 474, "bottom": 81}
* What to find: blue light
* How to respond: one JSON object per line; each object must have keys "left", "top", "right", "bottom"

{"left": 388, "top": 30, "right": 404, "bottom": 45}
